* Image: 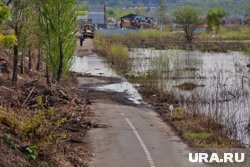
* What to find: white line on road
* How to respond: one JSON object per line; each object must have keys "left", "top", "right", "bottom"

{"left": 124, "top": 117, "right": 156, "bottom": 167}
{"left": 117, "top": 106, "right": 156, "bottom": 167}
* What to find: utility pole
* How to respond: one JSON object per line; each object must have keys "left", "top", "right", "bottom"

{"left": 159, "top": 0, "right": 166, "bottom": 43}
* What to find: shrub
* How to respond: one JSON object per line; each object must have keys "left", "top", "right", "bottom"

{"left": 0, "top": 97, "right": 67, "bottom": 153}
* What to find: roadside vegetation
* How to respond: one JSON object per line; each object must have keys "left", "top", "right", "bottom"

{"left": 94, "top": 34, "right": 129, "bottom": 72}
{"left": 0, "top": 0, "right": 91, "bottom": 166}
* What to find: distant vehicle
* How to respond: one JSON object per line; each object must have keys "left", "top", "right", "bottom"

{"left": 80, "top": 24, "right": 95, "bottom": 46}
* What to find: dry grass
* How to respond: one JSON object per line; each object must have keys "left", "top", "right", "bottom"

{"left": 94, "top": 34, "right": 129, "bottom": 72}
{"left": 160, "top": 106, "right": 240, "bottom": 148}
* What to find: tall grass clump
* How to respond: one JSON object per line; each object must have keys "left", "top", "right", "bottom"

{"left": 108, "top": 44, "right": 129, "bottom": 71}
{"left": 94, "top": 34, "right": 130, "bottom": 72}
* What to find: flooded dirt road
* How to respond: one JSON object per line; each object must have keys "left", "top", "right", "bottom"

{"left": 73, "top": 39, "right": 206, "bottom": 167}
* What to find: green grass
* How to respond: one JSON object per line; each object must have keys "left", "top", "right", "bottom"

{"left": 183, "top": 132, "right": 212, "bottom": 140}
{"left": 199, "top": 25, "right": 250, "bottom": 40}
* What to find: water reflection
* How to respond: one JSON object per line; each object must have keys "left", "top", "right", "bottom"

{"left": 130, "top": 49, "right": 250, "bottom": 147}
{"left": 72, "top": 54, "right": 143, "bottom": 104}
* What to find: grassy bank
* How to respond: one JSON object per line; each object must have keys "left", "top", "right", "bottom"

{"left": 128, "top": 74, "right": 241, "bottom": 148}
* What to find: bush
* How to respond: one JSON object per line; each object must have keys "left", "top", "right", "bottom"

{"left": 0, "top": 97, "right": 67, "bottom": 154}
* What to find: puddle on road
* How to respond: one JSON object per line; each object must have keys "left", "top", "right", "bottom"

{"left": 71, "top": 54, "right": 143, "bottom": 105}
{"left": 71, "top": 54, "right": 117, "bottom": 77}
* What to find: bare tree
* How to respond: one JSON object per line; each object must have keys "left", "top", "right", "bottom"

{"left": 9, "top": 0, "right": 27, "bottom": 85}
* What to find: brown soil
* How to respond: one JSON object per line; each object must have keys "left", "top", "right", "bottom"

{"left": 0, "top": 50, "right": 92, "bottom": 166}
{"left": 176, "top": 82, "right": 204, "bottom": 91}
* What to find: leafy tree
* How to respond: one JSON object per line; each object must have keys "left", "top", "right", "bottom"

{"left": 207, "top": 7, "right": 226, "bottom": 33}
{"left": 0, "top": 0, "right": 16, "bottom": 48}
{"left": 8, "top": 0, "right": 28, "bottom": 85}
{"left": 38, "top": 0, "right": 77, "bottom": 84}
{"left": 0, "top": 1, "right": 9, "bottom": 23}
{"left": 173, "top": 6, "right": 200, "bottom": 43}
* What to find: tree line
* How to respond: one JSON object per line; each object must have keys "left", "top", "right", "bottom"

{"left": 0, "top": 0, "right": 77, "bottom": 85}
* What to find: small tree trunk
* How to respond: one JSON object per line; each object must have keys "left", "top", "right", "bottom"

{"left": 57, "top": 0, "right": 63, "bottom": 84}
{"left": 12, "top": 44, "right": 18, "bottom": 85}
{"left": 20, "top": 50, "right": 24, "bottom": 74}
{"left": 46, "top": 64, "right": 50, "bottom": 85}
{"left": 28, "top": 44, "right": 32, "bottom": 70}
{"left": 36, "top": 48, "right": 41, "bottom": 71}
{"left": 57, "top": 43, "right": 63, "bottom": 83}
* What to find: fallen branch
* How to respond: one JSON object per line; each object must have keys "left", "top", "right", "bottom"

{"left": 0, "top": 86, "right": 14, "bottom": 93}
{"left": 22, "top": 86, "right": 35, "bottom": 106}
{"left": 58, "top": 89, "right": 71, "bottom": 100}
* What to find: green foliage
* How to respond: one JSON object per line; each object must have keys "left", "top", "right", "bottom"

{"left": 38, "top": 0, "right": 77, "bottom": 82}
{"left": 0, "top": 34, "right": 17, "bottom": 48}
{"left": 173, "top": 6, "right": 200, "bottom": 43}
{"left": 0, "top": 1, "right": 17, "bottom": 48}
{"left": 0, "top": 98, "right": 67, "bottom": 153}
{"left": 207, "top": 7, "right": 226, "bottom": 33}
{"left": 183, "top": 132, "right": 212, "bottom": 140}
{"left": 2, "top": 133, "right": 18, "bottom": 150}
{"left": 0, "top": 1, "right": 9, "bottom": 24}
{"left": 26, "top": 146, "right": 39, "bottom": 160}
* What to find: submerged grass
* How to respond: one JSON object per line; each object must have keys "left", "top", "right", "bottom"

{"left": 127, "top": 54, "right": 242, "bottom": 148}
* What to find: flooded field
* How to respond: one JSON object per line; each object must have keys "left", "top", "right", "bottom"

{"left": 129, "top": 49, "right": 250, "bottom": 147}
{"left": 72, "top": 49, "right": 250, "bottom": 147}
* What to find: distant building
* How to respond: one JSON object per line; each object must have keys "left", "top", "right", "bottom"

{"left": 121, "top": 14, "right": 153, "bottom": 23}
{"left": 88, "top": 3, "right": 106, "bottom": 28}
{"left": 120, "top": 14, "right": 154, "bottom": 29}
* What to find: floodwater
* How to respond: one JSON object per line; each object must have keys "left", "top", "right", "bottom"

{"left": 71, "top": 54, "right": 143, "bottom": 105}
{"left": 129, "top": 49, "right": 250, "bottom": 147}
{"left": 71, "top": 49, "right": 250, "bottom": 147}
